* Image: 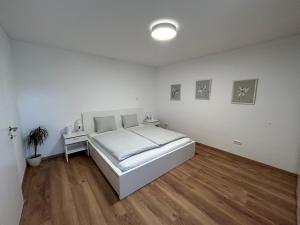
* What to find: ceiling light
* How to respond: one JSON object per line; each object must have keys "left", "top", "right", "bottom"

{"left": 150, "top": 21, "right": 177, "bottom": 41}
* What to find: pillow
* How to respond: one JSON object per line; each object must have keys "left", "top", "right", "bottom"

{"left": 94, "top": 116, "right": 117, "bottom": 133}
{"left": 121, "top": 114, "right": 139, "bottom": 128}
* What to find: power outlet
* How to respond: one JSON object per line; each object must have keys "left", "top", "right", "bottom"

{"left": 233, "top": 140, "right": 243, "bottom": 146}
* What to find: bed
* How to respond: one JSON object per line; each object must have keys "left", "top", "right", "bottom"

{"left": 82, "top": 108, "right": 195, "bottom": 199}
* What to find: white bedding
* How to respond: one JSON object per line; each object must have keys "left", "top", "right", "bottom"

{"left": 128, "top": 125, "right": 186, "bottom": 146}
{"left": 92, "top": 129, "right": 158, "bottom": 161}
{"left": 89, "top": 133, "right": 192, "bottom": 171}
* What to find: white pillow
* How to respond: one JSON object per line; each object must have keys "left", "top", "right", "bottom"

{"left": 94, "top": 116, "right": 117, "bottom": 133}
{"left": 121, "top": 114, "right": 139, "bottom": 128}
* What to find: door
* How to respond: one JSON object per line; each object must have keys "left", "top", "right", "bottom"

{"left": 0, "top": 31, "right": 23, "bottom": 225}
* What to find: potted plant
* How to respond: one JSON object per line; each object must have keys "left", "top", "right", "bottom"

{"left": 25, "top": 126, "right": 48, "bottom": 167}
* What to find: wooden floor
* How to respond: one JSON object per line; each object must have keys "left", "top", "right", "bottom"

{"left": 20, "top": 144, "right": 297, "bottom": 225}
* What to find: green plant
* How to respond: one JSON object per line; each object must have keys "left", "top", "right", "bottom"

{"left": 26, "top": 126, "right": 48, "bottom": 158}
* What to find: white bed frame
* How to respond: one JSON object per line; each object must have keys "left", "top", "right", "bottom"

{"left": 82, "top": 108, "right": 195, "bottom": 199}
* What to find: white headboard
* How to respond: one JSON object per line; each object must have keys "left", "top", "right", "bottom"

{"left": 82, "top": 108, "right": 144, "bottom": 133}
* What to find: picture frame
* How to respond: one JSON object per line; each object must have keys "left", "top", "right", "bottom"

{"left": 231, "top": 79, "right": 258, "bottom": 105}
{"left": 170, "top": 84, "right": 181, "bottom": 101}
{"left": 195, "top": 79, "right": 212, "bottom": 100}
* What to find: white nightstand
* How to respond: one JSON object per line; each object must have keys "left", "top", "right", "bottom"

{"left": 63, "top": 131, "right": 88, "bottom": 162}
{"left": 143, "top": 120, "right": 160, "bottom": 126}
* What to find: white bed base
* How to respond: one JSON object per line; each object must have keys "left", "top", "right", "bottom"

{"left": 88, "top": 140, "right": 195, "bottom": 199}
{"left": 82, "top": 108, "right": 195, "bottom": 199}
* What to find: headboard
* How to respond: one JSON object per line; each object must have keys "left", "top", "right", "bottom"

{"left": 82, "top": 108, "right": 144, "bottom": 133}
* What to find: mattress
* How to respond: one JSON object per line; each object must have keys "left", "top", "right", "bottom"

{"left": 89, "top": 132, "right": 192, "bottom": 172}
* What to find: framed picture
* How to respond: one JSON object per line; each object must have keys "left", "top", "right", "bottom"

{"left": 170, "top": 84, "right": 181, "bottom": 101}
{"left": 231, "top": 79, "right": 258, "bottom": 104}
{"left": 195, "top": 80, "right": 211, "bottom": 100}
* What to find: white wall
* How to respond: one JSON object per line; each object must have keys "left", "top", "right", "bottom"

{"left": 12, "top": 36, "right": 300, "bottom": 173}
{"left": 156, "top": 35, "right": 300, "bottom": 173}
{"left": 12, "top": 41, "right": 157, "bottom": 157}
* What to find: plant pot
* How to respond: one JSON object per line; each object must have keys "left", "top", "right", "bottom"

{"left": 27, "top": 154, "right": 42, "bottom": 167}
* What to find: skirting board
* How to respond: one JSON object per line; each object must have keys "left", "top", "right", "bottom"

{"left": 89, "top": 141, "right": 195, "bottom": 199}
{"left": 42, "top": 153, "right": 64, "bottom": 161}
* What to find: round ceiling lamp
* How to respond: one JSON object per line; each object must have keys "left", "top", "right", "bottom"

{"left": 150, "top": 20, "right": 178, "bottom": 41}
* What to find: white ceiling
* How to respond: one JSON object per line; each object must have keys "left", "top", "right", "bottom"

{"left": 0, "top": 0, "right": 299, "bottom": 67}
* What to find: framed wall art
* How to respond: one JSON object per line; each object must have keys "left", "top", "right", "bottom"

{"left": 170, "top": 84, "right": 181, "bottom": 101}
{"left": 195, "top": 80, "right": 211, "bottom": 100}
{"left": 231, "top": 79, "right": 258, "bottom": 104}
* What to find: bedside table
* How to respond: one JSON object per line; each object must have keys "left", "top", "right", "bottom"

{"left": 63, "top": 131, "right": 88, "bottom": 162}
{"left": 143, "top": 120, "right": 160, "bottom": 126}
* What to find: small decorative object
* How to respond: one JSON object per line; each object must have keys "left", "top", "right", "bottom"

{"left": 170, "top": 84, "right": 181, "bottom": 101}
{"left": 25, "top": 126, "right": 48, "bottom": 167}
{"left": 74, "top": 119, "right": 82, "bottom": 132}
{"left": 195, "top": 80, "right": 211, "bottom": 100}
{"left": 231, "top": 79, "right": 258, "bottom": 104}
{"left": 145, "top": 112, "right": 153, "bottom": 121}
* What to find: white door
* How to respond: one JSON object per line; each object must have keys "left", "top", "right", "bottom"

{"left": 0, "top": 31, "right": 23, "bottom": 225}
